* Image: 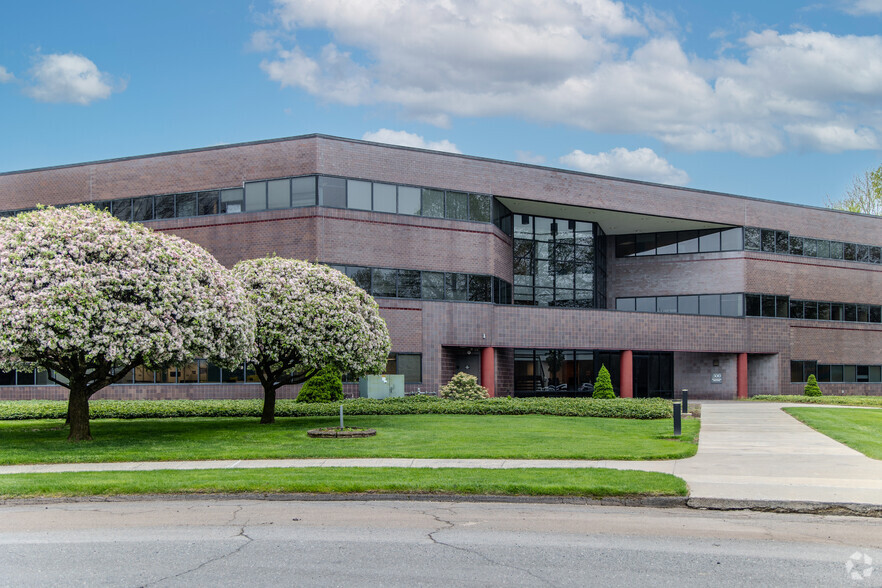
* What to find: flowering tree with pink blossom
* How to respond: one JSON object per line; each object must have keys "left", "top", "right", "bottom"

{"left": 233, "top": 257, "right": 391, "bottom": 424}
{"left": 0, "top": 206, "right": 256, "bottom": 441}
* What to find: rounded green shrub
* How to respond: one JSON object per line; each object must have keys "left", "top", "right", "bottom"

{"left": 296, "top": 366, "right": 344, "bottom": 403}
{"left": 439, "top": 372, "right": 490, "bottom": 401}
{"left": 593, "top": 365, "right": 616, "bottom": 399}
{"left": 804, "top": 374, "right": 822, "bottom": 397}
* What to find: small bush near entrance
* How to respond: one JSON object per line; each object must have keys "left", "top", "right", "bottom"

{"left": 296, "top": 366, "right": 343, "bottom": 403}
{"left": 804, "top": 374, "right": 822, "bottom": 397}
{"left": 439, "top": 372, "right": 490, "bottom": 401}
{"left": 593, "top": 365, "right": 616, "bottom": 399}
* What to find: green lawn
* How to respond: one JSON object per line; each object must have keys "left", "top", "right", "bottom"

{"left": 0, "top": 414, "right": 699, "bottom": 464}
{"left": 784, "top": 407, "right": 882, "bottom": 459}
{"left": 0, "top": 467, "right": 688, "bottom": 499}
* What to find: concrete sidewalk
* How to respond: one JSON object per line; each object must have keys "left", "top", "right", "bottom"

{"left": 2, "top": 402, "right": 880, "bottom": 509}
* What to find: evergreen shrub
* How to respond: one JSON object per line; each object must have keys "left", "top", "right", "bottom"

{"left": 296, "top": 366, "right": 344, "bottom": 403}
{"left": 593, "top": 365, "right": 616, "bottom": 399}
{"left": 803, "top": 374, "right": 822, "bottom": 397}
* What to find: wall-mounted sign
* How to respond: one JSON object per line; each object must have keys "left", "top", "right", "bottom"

{"left": 711, "top": 372, "right": 723, "bottom": 384}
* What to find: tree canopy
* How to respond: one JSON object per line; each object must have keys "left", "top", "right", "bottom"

{"left": 827, "top": 164, "right": 882, "bottom": 216}
{"left": 233, "top": 257, "right": 390, "bottom": 423}
{"left": 0, "top": 206, "right": 256, "bottom": 440}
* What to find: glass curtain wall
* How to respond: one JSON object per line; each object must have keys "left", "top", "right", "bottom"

{"left": 513, "top": 215, "right": 606, "bottom": 308}
{"left": 514, "top": 349, "right": 619, "bottom": 397}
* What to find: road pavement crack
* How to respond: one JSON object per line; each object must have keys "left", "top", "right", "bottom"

{"left": 138, "top": 524, "right": 253, "bottom": 587}
{"left": 422, "top": 509, "right": 560, "bottom": 588}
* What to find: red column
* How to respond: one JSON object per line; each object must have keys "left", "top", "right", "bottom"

{"left": 737, "top": 353, "right": 748, "bottom": 399}
{"left": 620, "top": 350, "right": 633, "bottom": 398}
{"left": 481, "top": 347, "right": 495, "bottom": 397}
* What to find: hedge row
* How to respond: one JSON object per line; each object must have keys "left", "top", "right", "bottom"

{"left": 751, "top": 395, "right": 882, "bottom": 407}
{"left": 0, "top": 396, "right": 673, "bottom": 420}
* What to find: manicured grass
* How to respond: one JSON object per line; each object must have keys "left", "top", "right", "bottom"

{"left": 752, "top": 395, "right": 882, "bottom": 407}
{"left": 784, "top": 407, "right": 882, "bottom": 459}
{"left": 0, "top": 467, "right": 688, "bottom": 499}
{"left": 0, "top": 414, "right": 699, "bottom": 464}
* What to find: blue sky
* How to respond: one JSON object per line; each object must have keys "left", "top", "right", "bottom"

{"left": 1, "top": 0, "right": 881, "bottom": 208}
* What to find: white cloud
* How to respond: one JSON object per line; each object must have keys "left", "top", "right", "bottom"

{"left": 361, "top": 129, "right": 461, "bottom": 153}
{"left": 25, "top": 53, "right": 123, "bottom": 105}
{"left": 257, "top": 0, "right": 882, "bottom": 156}
{"left": 841, "top": 0, "right": 882, "bottom": 14}
{"left": 560, "top": 147, "right": 690, "bottom": 185}
{"left": 0, "top": 66, "right": 13, "bottom": 83}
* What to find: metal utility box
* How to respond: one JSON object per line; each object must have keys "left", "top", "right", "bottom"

{"left": 358, "top": 374, "right": 405, "bottom": 399}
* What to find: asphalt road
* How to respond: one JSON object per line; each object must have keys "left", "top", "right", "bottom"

{"left": 0, "top": 498, "right": 879, "bottom": 587}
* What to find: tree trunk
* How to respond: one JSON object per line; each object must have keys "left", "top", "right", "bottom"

{"left": 260, "top": 385, "right": 277, "bottom": 424}
{"left": 67, "top": 385, "right": 92, "bottom": 442}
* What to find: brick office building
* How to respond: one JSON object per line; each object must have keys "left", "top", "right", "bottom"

{"left": 1, "top": 134, "right": 881, "bottom": 400}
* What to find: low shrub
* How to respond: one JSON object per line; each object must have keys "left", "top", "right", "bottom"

{"left": 593, "top": 365, "right": 616, "bottom": 399}
{"left": 0, "top": 396, "right": 675, "bottom": 420}
{"left": 296, "top": 366, "right": 343, "bottom": 403}
{"left": 751, "top": 395, "right": 882, "bottom": 407}
{"left": 803, "top": 374, "right": 822, "bottom": 397}
{"left": 439, "top": 372, "right": 489, "bottom": 401}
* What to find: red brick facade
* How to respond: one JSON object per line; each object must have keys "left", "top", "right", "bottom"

{"left": 2, "top": 134, "right": 881, "bottom": 399}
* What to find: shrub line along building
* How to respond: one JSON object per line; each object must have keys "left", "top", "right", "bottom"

{"left": 1, "top": 134, "right": 880, "bottom": 400}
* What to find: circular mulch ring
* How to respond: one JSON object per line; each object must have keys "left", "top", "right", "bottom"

{"left": 307, "top": 427, "right": 377, "bottom": 438}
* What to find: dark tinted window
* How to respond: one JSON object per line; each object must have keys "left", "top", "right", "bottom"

{"left": 744, "top": 227, "right": 761, "bottom": 251}
{"left": 421, "top": 189, "right": 444, "bottom": 218}
{"left": 445, "top": 191, "right": 468, "bottom": 220}
{"left": 468, "top": 275, "right": 491, "bottom": 302}
{"left": 318, "top": 177, "right": 346, "bottom": 208}
{"left": 745, "top": 294, "right": 761, "bottom": 316}
{"left": 372, "top": 269, "right": 397, "bottom": 297}
{"left": 176, "top": 193, "right": 197, "bottom": 218}
{"left": 422, "top": 272, "right": 444, "bottom": 299}
{"left": 469, "top": 194, "right": 491, "bottom": 222}
{"left": 398, "top": 270, "right": 421, "bottom": 299}
{"left": 154, "top": 195, "right": 175, "bottom": 219}
{"left": 761, "top": 229, "right": 776, "bottom": 252}
{"left": 776, "top": 231, "right": 790, "bottom": 254}
{"left": 291, "top": 177, "right": 317, "bottom": 207}
{"left": 112, "top": 198, "right": 132, "bottom": 221}
{"left": 346, "top": 267, "right": 371, "bottom": 292}
{"left": 446, "top": 273, "right": 468, "bottom": 300}
{"left": 198, "top": 191, "right": 219, "bottom": 215}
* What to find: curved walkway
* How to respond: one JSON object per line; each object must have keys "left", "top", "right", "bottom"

{"left": 2, "top": 402, "right": 881, "bottom": 507}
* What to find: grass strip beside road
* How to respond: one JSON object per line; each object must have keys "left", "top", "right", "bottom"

{"left": 0, "top": 414, "right": 699, "bottom": 465}
{"left": 0, "top": 467, "right": 688, "bottom": 499}
{"left": 784, "top": 407, "right": 882, "bottom": 459}
{"left": 752, "top": 395, "right": 882, "bottom": 407}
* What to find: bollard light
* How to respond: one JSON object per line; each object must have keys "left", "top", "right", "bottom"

{"left": 340, "top": 404, "right": 344, "bottom": 429}
{"left": 681, "top": 389, "right": 688, "bottom": 414}
{"left": 673, "top": 402, "right": 681, "bottom": 436}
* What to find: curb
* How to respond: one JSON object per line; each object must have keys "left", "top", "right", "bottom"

{"left": 687, "top": 497, "right": 882, "bottom": 518}
{"left": 3, "top": 492, "right": 881, "bottom": 517}
{"left": 0, "top": 492, "right": 689, "bottom": 508}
